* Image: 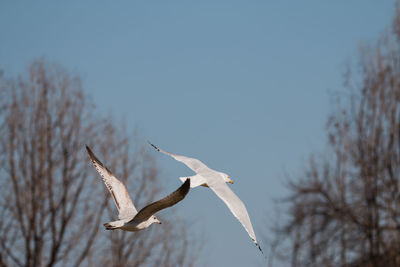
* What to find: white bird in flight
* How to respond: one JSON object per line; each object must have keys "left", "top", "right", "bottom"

{"left": 86, "top": 145, "right": 190, "bottom": 232}
{"left": 149, "top": 142, "right": 262, "bottom": 253}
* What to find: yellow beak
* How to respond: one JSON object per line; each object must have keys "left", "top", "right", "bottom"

{"left": 229, "top": 180, "right": 234, "bottom": 184}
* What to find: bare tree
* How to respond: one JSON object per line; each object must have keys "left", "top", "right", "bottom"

{"left": 270, "top": 5, "right": 400, "bottom": 267}
{"left": 0, "top": 59, "right": 199, "bottom": 267}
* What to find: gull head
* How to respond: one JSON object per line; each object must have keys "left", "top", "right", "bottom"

{"left": 221, "top": 172, "right": 234, "bottom": 184}
{"left": 150, "top": 215, "right": 162, "bottom": 225}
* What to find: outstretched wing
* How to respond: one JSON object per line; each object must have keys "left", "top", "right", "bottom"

{"left": 86, "top": 146, "right": 137, "bottom": 220}
{"left": 129, "top": 178, "right": 191, "bottom": 223}
{"left": 149, "top": 142, "right": 209, "bottom": 174}
{"left": 208, "top": 178, "right": 263, "bottom": 253}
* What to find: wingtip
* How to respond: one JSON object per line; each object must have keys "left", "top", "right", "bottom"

{"left": 85, "top": 146, "right": 104, "bottom": 168}
{"left": 184, "top": 177, "right": 190, "bottom": 186}
{"left": 256, "top": 243, "right": 263, "bottom": 254}
{"left": 251, "top": 238, "right": 263, "bottom": 254}
{"left": 85, "top": 145, "right": 92, "bottom": 155}
{"left": 148, "top": 141, "right": 160, "bottom": 151}
{"left": 181, "top": 178, "right": 191, "bottom": 195}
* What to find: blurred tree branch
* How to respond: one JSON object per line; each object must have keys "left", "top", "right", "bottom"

{"left": 270, "top": 4, "right": 400, "bottom": 267}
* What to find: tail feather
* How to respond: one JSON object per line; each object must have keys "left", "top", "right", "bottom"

{"left": 103, "top": 220, "right": 124, "bottom": 230}
{"left": 103, "top": 223, "right": 116, "bottom": 230}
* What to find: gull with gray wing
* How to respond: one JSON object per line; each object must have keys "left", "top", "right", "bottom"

{"left": 86, "top": 145, "right": 190, "bottom": 232}
{"left": 149, "top": 142, "right": 263, "bottom": 253}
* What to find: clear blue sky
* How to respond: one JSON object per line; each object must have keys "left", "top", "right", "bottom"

{"left": 0, "top": 1, "right": 394, "bottom": 266}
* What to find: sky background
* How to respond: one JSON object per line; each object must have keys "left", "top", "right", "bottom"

{"left": 0, "top": 1, "right": 395, "bottom": 266}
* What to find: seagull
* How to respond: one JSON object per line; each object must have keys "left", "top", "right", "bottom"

{"left": 86, "top": 145, "right": 190, "bottom": 232}
{"left": 148, "top": 142, "right": 263, "bottom": 253}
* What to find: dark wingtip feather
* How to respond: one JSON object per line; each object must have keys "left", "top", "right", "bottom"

{"left": 85, "top": 145, "right": 97, "bottom": 159}
{"left": 181, "top": 178, "right": 190, "bottom": 196}
{"left": 85, "top": 145, "right": 97, "bottom": 162}
{"left": 255, "top": 242, "right": 264, "bottom": 254}
{"left": 85, "top": 145, "right": 109, "bottom": 173}
{"left": 85, "top": 145, "right": 95, "bottom": 159}
{"left": 148, "top": 141, "right": 160, "bottom": 152}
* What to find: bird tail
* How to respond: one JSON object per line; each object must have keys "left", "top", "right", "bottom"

{"left": 103, "top": 220, "right": 124, "bottom": 230}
